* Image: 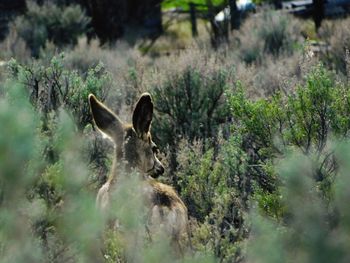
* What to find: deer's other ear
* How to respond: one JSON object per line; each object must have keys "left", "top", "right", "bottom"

{"left": 89, "top": 94, "right": 123, "bottom": 140}
{"left": 132, "top": 93, "right": 153, "bottom": 137}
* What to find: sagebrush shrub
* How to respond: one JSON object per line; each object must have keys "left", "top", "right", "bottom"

{"left": 238, "top": 53, "right": 302, "bottom": 96}
{"left": 152, "top": 64, "right": 231, "bottom": 147}
{"left": 319, "top": 18, "right": 350, "bottom": 76}
{"left": 150, "top": 62, "right": 232, "bottom": 176}
{"left": 8, "top": 54, "right": 111, "bottom": 129}
{"left": 7, "top": 54, "right": 113, "bottom": 188}
{"left": 236, "top": 10, "right": 302, "bottom": 64}
{"left": 0, "top": 26, "right": 30, "bottom": 63}
{"left": 228, "top": 64, "right": 350, "bottom": 218}
{"left": 175, "top": 135, "right": 249, "bottom": 262}
{"left": 14, "top": 1, "right": 90, "bottom": 57}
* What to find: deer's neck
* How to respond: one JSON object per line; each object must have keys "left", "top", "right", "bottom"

{"left": 107, "top": 148, "right": 119, "bottom": 185}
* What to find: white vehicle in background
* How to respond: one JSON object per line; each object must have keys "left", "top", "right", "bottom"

{"left": 282, "top": 0, "right": 350, "bottom": 17}
{"left": 215, "top": 0, "right": 256, "bottom": 23}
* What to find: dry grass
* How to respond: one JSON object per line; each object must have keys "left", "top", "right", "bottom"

{"left": 232, "top": 10, "right": 303, "bottom": 64}
{"left": 138, "top": 14, "right": 210, "bottom": 57}
{"left": 319, "top": 17, "right": 350, "bottom": 75}
{"left": 0, "top": 24, "right": 31, "bottom": 63}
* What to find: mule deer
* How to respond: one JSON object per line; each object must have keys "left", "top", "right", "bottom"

{"left": 88, "top": 93, "right": 189, "bottom": 255}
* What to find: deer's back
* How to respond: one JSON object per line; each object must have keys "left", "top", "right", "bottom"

{"left": 96, "top": 178, "right": 188, "bottom": 241}
{"left": 147, "top": 180, "right": 188, "bottom": 239}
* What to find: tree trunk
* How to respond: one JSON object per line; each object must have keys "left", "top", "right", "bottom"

{"left": 83, "top": 0, "right": 162, "bottom": 43}
{"left": 313, "top": 0, "right": 324, "bottom": 32}
{"left": 189, "top": 2, "right": 198, "bottom": 37}
{"left": 229, "top": 0, "right": 239, "bottom": 30}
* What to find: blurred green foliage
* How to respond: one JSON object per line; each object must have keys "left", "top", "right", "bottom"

{"left": 0, "top": 83, "right": 101, "bottom": 262}
{"left": 248, "top": 145, "right": 350, "bottom": 263}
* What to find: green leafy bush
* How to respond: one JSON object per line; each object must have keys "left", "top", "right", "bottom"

{"left": 153, "top": 66, "right": 229, "bottom": 143}
{"left": 152, "top": 64, "right": 232, "bottom": 174}
{"left": 8, "top": 54, "right": 111, "bottom": 129}
{"left": 7, "top": 54, "right": 113, "bottom": 187}
{"left": 175, "top": 135, "right": 249, "bottom": 262}
{"left": 228, "top": 64, "right": 350, "bottom": 217}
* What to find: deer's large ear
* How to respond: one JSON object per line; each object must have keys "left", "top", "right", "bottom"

{"left": 132, "top": 93, "right": 153, "bottom": 137}
{"left": 89, "top": 94, "right": 123, "bottom": 140}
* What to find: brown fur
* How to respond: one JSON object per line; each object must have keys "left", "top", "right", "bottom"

{"left": 89, "top": 93, "right": 189, "bottom": 255}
